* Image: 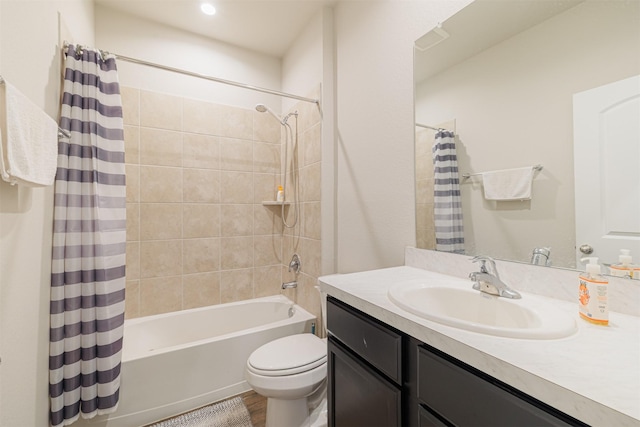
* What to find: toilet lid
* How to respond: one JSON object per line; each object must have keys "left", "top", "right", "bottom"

{"left": 248, "top": 334, "right": 326, "bottom": 376}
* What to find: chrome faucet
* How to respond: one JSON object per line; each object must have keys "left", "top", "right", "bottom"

{"left": 288, "top": 253, "right": 301, "bottom": 274}
{"left": 469, "top": 255, "right": 521, "bottom": 299}
{"left": 282, "top": 281, "right": 297, "bottom": 289}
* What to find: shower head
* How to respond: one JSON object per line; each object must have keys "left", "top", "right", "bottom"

{"left": 255, "top": 104, "right": 284, "bottom": 124}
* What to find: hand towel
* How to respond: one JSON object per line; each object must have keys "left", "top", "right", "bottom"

{"left": 482, "top": 166, "right": 534, "bottom": 201}
{"left": 0, "top": 79, "right": 58, "bottom": 186}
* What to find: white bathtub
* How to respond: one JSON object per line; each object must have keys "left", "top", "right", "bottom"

{"left": 76, "top": 295, "right": 315, "bottom": 427}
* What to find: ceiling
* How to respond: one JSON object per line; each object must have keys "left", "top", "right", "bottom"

{"left": 95, "top": 0, "right": 335, "bottom": 58}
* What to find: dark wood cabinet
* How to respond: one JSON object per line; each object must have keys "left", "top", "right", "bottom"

{"left": 327, "top": 296, "right": 589, "bottom": 427}
{"left": 327, "top": 297, "right": 403, "bottom": 427}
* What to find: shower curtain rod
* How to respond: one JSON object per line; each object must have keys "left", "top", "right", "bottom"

{"left": 416, "top": 123, "right": 452, "bottom": 132}
{"left": 63, "top": 42, "right": 320, "bottom": 106}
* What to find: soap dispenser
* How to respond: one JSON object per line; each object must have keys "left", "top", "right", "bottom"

{"left": 578, "top": 257, "right": 608, "bottom": 325}
{"left": 609, "top": 249, "right": 639, "bottom": 279}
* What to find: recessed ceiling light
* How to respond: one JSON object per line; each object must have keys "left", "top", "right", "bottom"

{"left": 201, "top": 3, "right": 216, "bottom": 16}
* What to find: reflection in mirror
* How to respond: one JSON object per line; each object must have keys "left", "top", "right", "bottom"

{"left": 414, "top": 0, "right": 640, "bottom": 277}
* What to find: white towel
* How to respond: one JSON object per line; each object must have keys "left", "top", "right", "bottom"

{"left": 0, "top": 79, "right": 58, "bottom": 186}
{"left": 482, "top": 166, "right": 534, "bottom": 201}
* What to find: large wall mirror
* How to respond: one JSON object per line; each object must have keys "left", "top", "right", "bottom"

{"left": 414, "top": 0, "right": 640, "bottom": 277}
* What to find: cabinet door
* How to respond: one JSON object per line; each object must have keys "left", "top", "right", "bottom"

{"left": 419, "top": 405, "right": 452, "bottom": 427}
{"left": 328, "top": 337, "right": 401, "bottom": 427}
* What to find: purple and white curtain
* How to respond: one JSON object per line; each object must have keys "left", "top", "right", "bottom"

{"left": 49, "top": 44, "right": 126, "bottom": 426}
{"left": 432, "top": 130, "right": 464, "bottom": 253}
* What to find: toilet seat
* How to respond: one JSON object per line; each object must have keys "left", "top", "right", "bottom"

{"left": 248, "top": 334, "right": 327, "bottom": 376}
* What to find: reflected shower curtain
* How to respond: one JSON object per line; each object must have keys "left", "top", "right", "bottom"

{"left": 50, "top": 44, "right": 126, "bottom": 426}
{"left": 432, "top": 130, "right": 464, "bottom": 253}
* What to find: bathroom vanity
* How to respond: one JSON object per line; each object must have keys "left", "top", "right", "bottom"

{"left": 320, "top": 250, "right": 640, "bottom": 427}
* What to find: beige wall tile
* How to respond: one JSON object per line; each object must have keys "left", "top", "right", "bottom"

{"left": 220, "top": 138, "right": 253, "bottom": 172}
{"left": 183, "top": 98, "right": 221, "bottom": 136}
{"left": 140, "top": 90, "right": 182, "bottom": 131}
{"left": 254, "top": 205, "right": 283, "bottom": 236}
{"left": 140, "top": 128, "right": 182, "bottom": 167}
{"left": 126, "top": 202, "right": 139, "bottom": 242}
{"left": 254, "top": 111, "right": 281, "bottom": 144}
{"left": 220, "top": 268, "right": 253, "bottom": 303}
{"left": 303, "top": 123, "right": 321, "bottom": 167}
{"left": 253, "top": 265, "right": 281, "bottom": 298}
{"left": 220, "top": 236, "right": 253, "bottom": 270}
{"left": 126, "top": 241, "right": 140, "bottom": 280}
{"left": 140, "top": 166, "right": 183, "bottom": 202}
{"left": 140, "top": 240, "right": 182, "bottom": 278}
{"left": 302, "top": 202, "right": 321, "bottom": 240}
{"left": 183, "top": 238, "right": 220, "bottom": 274}
{"left": 183, "top": 204, "right": 220, "bottom": 238}
{"left": 415, "top": 178, "right": 434, "bottom": 205}
{"left": 220, "top": 105, "right": 253, "bottom": 140}
{"left": 140, "top": 276, "right": 182, "bottom": 316}
{"left": 140, "top": 203, "right": 182, "bottom": 240}
{"left": 220, "top": 204, "right": 254, "bottom": 237}
{"left": 124, "top": 280, "right": 140, "bottom": 319}
{"left": 183, "top": 133, "right": 219, "bottom": 169}
{"left": 254, "top": 235, "right": 281, "bottom": 267}
{"left": 125, "top": 164, "right": 140, "bottom": 202}
{"left": 121, "top": 86, "right": 140, "bottom": 126}
{"left": 253, "top": 142, "right": 280, "bottom": 173}
{"left": 124, "top": 125, "right": 140, "bottom": 165}
{"left": 220, "top": 171, "right": 253, "bottom": 204}
{"left": 301, "top": 163, "right": 321, "bottom": 202}
{"left": 253, "top": 173, "right": 279, "bottom": 203}
{"left": 184, "top": 168, "right": 220, "bottom": 203}
{"left": 301, "top": 238, "right": 321, "bottom": 278}
{"left": 183, "top": 272, "right": 221, "bottom": 309}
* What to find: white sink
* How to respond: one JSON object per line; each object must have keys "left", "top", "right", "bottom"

{"left": 388, "top": 281, "right": 577, "bottom": 339}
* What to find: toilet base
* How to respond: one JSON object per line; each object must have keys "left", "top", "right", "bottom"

{"left": 266, "top": 397, "right": 308, "bottom": 427}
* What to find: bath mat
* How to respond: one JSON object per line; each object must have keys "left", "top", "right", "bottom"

{"left": 148, "top": 397, "right": 254, "bottom": 427}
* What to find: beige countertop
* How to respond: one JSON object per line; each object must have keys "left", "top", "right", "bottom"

{"left": 319, "top": 265, "right": 640, "bottom": 427}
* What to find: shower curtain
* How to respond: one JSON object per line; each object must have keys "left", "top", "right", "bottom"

{"left": 49, "top": 44, "right": 126, "bottom": 427}
{"left": 432, "top": 130, "right": 464, "bottom": 253}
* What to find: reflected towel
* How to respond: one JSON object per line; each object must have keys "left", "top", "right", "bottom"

{"left": 0, "top": 79, "right": 58, "bottom": 186}
{"left": 482, "top": 166, "right": 534, "bottom": 201}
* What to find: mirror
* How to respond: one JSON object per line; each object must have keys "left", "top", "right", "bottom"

{"left": 414, "top": 0, "right": 640, "bottom": 277}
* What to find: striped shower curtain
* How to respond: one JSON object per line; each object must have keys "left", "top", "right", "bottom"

{"left": 432, "top": 130, "right": 464, "bottom": 253}
{"left": 49, "top": 44, "right": 126, "bottom": 426}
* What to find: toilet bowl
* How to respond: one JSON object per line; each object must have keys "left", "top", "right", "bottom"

{"left": 245, "top": 333, "right": 327, "bottom": 427}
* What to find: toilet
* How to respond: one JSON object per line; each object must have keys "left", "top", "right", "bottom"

{"left": 245, "top": 333, "right": 327, "bottom": 427}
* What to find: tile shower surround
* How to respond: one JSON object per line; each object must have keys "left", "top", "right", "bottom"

{"left": 122, "top": 86, "right": 322, "bottom": 320}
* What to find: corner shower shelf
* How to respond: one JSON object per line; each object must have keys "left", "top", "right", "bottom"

{"left": 262, "top": 201, "right": 292, "bottom": 206}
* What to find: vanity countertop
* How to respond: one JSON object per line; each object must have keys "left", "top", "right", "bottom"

{"left": 319, "top": 266, "right": 640, "bottom": 427}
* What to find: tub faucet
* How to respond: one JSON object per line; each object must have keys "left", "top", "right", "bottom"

{"left": 282, "top": 281, "right": 297, "bottom": 289}
{"left": 469, "top": 255, "right": 521, "bottom": 299}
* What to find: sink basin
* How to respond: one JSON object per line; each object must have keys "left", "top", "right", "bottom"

{"left": 388, "top": 281, "right": 577, "bottom": 339}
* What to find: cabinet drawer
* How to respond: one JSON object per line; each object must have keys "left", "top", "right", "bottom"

{"left": 417, "top": 345, "right": 584, "bottom": 427}
{"left": 327, "top": 297, "right": 402, "bottom": 384}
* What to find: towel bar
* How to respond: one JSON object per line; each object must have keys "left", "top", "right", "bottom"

{"left": 462, "top": 164, "right": 543, "bottom": 180}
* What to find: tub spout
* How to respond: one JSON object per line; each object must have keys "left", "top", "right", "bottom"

{"left": 282, "top": 281, "right": 297, "bottom": 289}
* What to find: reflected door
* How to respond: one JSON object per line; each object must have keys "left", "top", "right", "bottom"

{"left": 573, "top": 75, "right": 640, "bottom": 269}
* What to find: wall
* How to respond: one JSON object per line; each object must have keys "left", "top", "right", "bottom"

{"left": 95, "top": 5, "right": 283, "bottom": 111}
{"left": 415, "top": 1, "right": 640, "bottom": 267}
{"left": 0, "top": 1, "right": 94, "bottom": 425}
{"left": 333, "top": 0, "right": 472, "bottom": 273}
{"left": 122, "top": 87, "right": 290, "bottom": 317}
{"left": 98, "top": 6, "right": 325, "bottom": 321}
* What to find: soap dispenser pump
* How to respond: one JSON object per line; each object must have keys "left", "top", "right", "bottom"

{"left": 609, "top": 249, "right": 639, "bottom": 279}
{"left": 578, "top": 257, "right": 608, "bottom": 325}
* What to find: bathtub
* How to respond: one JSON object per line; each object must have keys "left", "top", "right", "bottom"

{"left": 77, "top": 295, "right": 315, "bottom": 427}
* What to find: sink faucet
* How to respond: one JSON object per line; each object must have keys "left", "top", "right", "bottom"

{"left": 469, "top": 255, "right": 521, "bottom": 299}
